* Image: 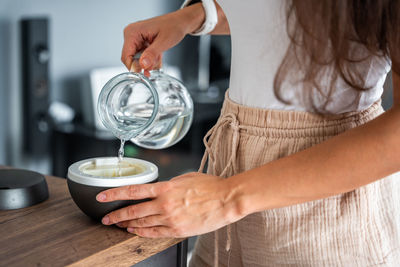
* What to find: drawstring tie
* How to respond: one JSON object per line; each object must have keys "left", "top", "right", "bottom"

{"left": 198, "top": 112, "right": 243, "bottom": 267}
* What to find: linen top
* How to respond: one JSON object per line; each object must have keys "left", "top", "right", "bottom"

{"left": 216, "top": 0, "right": 391, "bottom": 113}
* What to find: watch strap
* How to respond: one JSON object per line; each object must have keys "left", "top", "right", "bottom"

{"left": 181, "top": 0, "right": 218, "bottom": 36}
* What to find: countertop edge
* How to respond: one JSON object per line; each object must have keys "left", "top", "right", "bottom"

{"left": 67, "top": 234, "right": 184, "bottom": 266}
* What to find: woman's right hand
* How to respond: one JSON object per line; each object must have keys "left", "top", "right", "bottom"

{"left": 121, "top": 3, "right": 206, "bottom": 75}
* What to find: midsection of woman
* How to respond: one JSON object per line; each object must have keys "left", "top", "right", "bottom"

{"left": 218, "top": 0, "right": 391, "bottom": 113}
{"left": 189, "top": 1, "right": 400, "bottom": 266}
{"left": 190, "top": 84, "right": 400, "bottom": 267}
{"left": 95, "top": 1, "right": 400, "bottom": 267}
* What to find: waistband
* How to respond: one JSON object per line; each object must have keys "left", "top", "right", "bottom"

{"left": 220, "top": 90, "right": 384, "bottom": 138}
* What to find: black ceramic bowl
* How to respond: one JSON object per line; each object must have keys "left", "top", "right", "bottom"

{"left": 67, "top": 157, "right": 158, "bottom": 221}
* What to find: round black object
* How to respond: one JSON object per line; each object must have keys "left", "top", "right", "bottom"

{"left": 0, "top": 169, "right": 49, "bottom": 210}
{"left": 67, "top": 178, "right": 156, "bottom": 221}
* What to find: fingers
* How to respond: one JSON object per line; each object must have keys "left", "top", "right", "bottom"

{"left": 121, "top": 25, "right": 164, "bottom": 72}
{"left": 127, "top": 226, "right": 177, "bottom": 238}
{"left": 130, "top": 58, "right": 142, "bottom": 73}
{"left": 121, "top": 32, "right": 139, "bottom": 70}
{"left": 102, "top": 200, "right": 161, "bottom": 225}
{"left": 116, "top": 215, "right": 164, "bottom": 228}
{"left": 96, "top": 183, "right": 159, "bottom": 202}
{"left": 122, "top": 40, "right": 163, "bottom": 74}
{"left": 141, "top": 54, "right": 162, "bottom": 77}
{"left": 139, "top": 41, "right": 164, "bottom": 71}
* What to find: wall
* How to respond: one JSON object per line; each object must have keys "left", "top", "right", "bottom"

{"left": 0, "top": 0, "right": 182, "bottom": 172}
{"left": 0, "top": 18, "right": 10, "bottom": 165}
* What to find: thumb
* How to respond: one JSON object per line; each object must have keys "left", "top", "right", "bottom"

{"left": 139, "top": 38, "right": 166, "bottom": 70}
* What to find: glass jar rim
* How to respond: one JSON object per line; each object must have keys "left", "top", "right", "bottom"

{"left": 97, "top": 71, "right": 159, "bottom": 140}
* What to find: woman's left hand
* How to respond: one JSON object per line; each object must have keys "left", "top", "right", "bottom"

{"left": 96, "top": 172, "right": 245, "bottom": 238}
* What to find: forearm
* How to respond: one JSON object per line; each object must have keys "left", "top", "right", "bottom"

{"left": 229, "top": 73, "right": 400, "bottom": 216}
{"left": 175, "top": 3, "right": 206, "bottom": 35}
{"left": 209, "top": 1, "right": 230, "bottom": 35}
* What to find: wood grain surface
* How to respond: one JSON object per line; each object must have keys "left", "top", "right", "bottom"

{"left": 0, "top": 173, "right": 183, "bottom": 267}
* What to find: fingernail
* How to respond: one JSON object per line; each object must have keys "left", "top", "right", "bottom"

{"left": 97, "top": 193, "right": 106, "bottom": 202}
{"left": 102, "top": 216, "right": 110, "bottom": 225}
{"left": 142, "top": 57, "right": 151, "bottom": 68}
{"left": 127, "top": 227, "right": 135, "bottom": 233}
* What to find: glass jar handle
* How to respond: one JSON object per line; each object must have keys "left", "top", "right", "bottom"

{"left": 130, "top": 53, "right": 144, "bottom": 73}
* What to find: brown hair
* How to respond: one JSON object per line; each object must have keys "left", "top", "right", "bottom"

{"left": 274, "top": 0, "right": 400, "bottom": 112}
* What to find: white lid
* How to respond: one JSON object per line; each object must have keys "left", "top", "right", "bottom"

{"left": 67, "top": 157, "right": 158, "bottom": 187}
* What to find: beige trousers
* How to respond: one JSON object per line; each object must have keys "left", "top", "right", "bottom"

{"left": 190, "top": 92, "right": 400, "bottom": 267}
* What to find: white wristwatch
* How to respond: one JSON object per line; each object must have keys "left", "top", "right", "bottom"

{"left": 181, "top": 0, "right": 218, "bottom": 36}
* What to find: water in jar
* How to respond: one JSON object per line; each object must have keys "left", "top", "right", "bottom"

{"left": 114, "top": 103, "right": 192, "bottom": 149}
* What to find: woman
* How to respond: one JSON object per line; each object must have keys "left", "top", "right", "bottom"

{"left": 96, "top": 0, "right": 400, "bottom": 266}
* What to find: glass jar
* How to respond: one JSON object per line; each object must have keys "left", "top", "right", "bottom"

{"left": 98, "top": 64, "right": 193, "bottom": 150}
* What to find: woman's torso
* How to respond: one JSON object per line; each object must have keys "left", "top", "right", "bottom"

{"left": 217, "top": 0, "right": 391, "bottom": 114}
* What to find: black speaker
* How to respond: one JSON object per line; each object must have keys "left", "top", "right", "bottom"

{"left": 20, "top": 18, "right": 51, "bottom": 156}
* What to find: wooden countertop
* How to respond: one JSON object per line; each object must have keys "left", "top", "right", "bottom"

{"left": 0, "top": 173, "right": 183, "bottom": 267}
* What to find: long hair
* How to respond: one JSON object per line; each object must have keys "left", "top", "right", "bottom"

{"left": 274, "top": 0, "right": 400, "bottom": 112}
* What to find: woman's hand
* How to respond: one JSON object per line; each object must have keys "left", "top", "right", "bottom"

{"left": 96, "top": 172, "right": 245, "bottom": 238}
{"left": 121, "top": 3, "right": 205, "bottom": 75}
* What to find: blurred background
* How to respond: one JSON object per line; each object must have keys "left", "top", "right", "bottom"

{"left": 0, "top": 0, "right": 231, "bottom": 177}
{"left": 0, "top": 0, "right": 394, "bottom": 176}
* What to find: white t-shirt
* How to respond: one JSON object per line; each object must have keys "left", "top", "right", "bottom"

{"left": 216, "top": 0, "right": 391, "bottom": 113}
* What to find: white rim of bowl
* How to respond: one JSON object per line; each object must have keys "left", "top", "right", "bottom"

{"left": 67, "top": 157, "right": 158, "bottom": 187}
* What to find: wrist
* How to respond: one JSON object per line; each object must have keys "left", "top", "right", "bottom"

{"left": 224, "top": 170, "right": 278, "bottom": 218}
{"left": 221, "top": 176, "right": 253, "bottom": 221}
{"left": 175, "top": 3, "right": 205, "bottom": 35}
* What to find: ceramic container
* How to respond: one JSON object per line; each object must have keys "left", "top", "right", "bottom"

{"left": 67, "top": 157, "right": 158, "bottom": 220}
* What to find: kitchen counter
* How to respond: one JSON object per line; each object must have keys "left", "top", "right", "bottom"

{"left": 0, "top": 172, "right": 185, "bottom": 267}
